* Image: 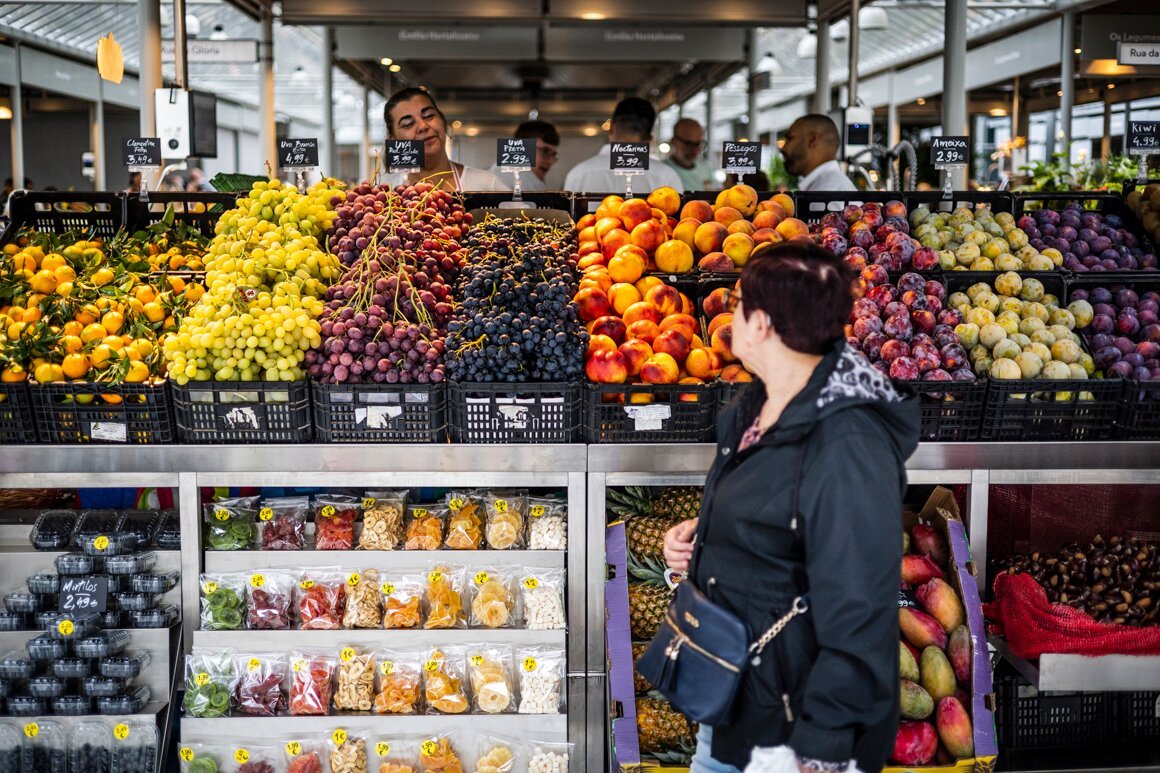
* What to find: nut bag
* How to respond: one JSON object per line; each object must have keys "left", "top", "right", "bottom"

{"left": 289, "top": 653, "right": 336, "bottom": 716}
{"left": 468, "top": 568, "right": 517, "bottom": 629}
{"left": 359, "top": 490, "right": 408, "bottom": 551}
{"left": 199, "top": 573, "right": 246, "bottom": 631}
{"left": 381, "top": 575, "right": 425, "bottom": 630}
{"left": 443, "top": 491, "right": 484, "bottom": 550}
{"left": 343, "top": 569, "right": 383, "bottom": 629}
{"left": 467, "top": 644, "right": 515, "bottom": 714}
{"left": 424, "top": 566, "right": 467, "bottom": 630}
{"left": 333, "top": 647, "right": 376, "bottom": 712}
{"left": 245, "top": 571, "right": 293, "bottom": 630}
{"left": 204, "top": 496, "right": 259, "bottom": 551}
{"left": 329, "top": 731, "right": 368, "bottom": 773}
{"left": 418, "top": 733, "right": 464, "bottom": 773}
{"left": 404, "top": 504, "right": 446, "bottom": 551}
{"left": 516, "top": 646, "right": 565, "bottom": 714}
{"left": 422, "top": 647, "right": 468, "bottom": 715}
{"left": 233, "top": 653, "right": 287, "bottom": 717}
{"left": 519, "top": 569, "right": 566, "bottom": 630}
{"left": 373, "top": 649, "right": 424, "bottom": 715}
{"left": 296, "top": 568, "right": 346, "bottom": 630}
{"left": 257, "top": 496, "right": 309, "bottom": 550}
{"left": 314, "top": 494, "right": 360, "bottom": 550}
{"left": 527, "top": 497, "right": 567, "bottom": 550}
{"left": 484, "top": 492, "right": 527, "bottom": 550}
{"left": 182, "top": 648, "right": 236, "bottom": 718}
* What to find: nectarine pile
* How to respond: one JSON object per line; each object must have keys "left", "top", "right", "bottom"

{"left": 700, "top": 281, "right": 754, "bottom": 385}
{"left": 678, "top": 187, "right": 804, "bottom": 272}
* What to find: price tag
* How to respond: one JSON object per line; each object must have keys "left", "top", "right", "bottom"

{"left": 23, "top": 723, "right": 38, "bottom": 738}
{"left": 496, "top": 138, "right": 536, "bottom": 169}
{"left": 363, "top": 497, "right": 376, "bottom": 509}
{"left": 292, "top": 658, "right": 306, "bottom": 673}
{"left": 194, "top": 671, "right": 211, "bottom": 687}
{"left": 428, "top": 570, "right": 443, "bottom": 584}
{"left": 449, "top": 497, "right": 465, "bottom": 510}
{"left": 248, "top": 657, "right": 262, "bottom": 673}
{"left": 321, "top": 505, "right": 336, "bottom": 517}
{"left": 523, "top": 577, "right": 539, "bottom": 590}
{"left": 348, "top": 573, "right": 361, "bottom": 587}
{"left": 722, "top": 141, "right": 761, "bottom": 174}
{"left": 235, "top": 749, "right": 250, "bottom": 764}
{"left": 279, "top": 138, "right": 319, "bottom": 169}
{"left": 332, "top": 728, "right": 348, "bottom": 746}
{"left": 214, "top": 509, "right": 231, "bottom": 522}
{"left": 522, "top": 657, "right": 539, "bottom": 672}
{"left": 122, "top": 137, "right": 161, "bottom": 168}
{"left": 179, "top": 747, "right": 195, "bottom": 762}
{"left": 931, "top": 136, "right": 969, "bottom": 167}
{"left": 474, "top": 571, "right": 490, "bottom": 586}
{"left": 93, "top": 535, "right": 110, "bottom": 552}
{"left": 203, "top": 581, "right": 218, "bottom": 595}
{"left": 1127, "top": 121, "right": 1160, "bottom": 155}
{"left": 341, "top": 646, "right": 356, "bottom": 662}
{"left": 611, "top": 142, "right": 650, "bottom": 171}
{"left": 471, "top": 654, "right": 485, "bottom": 666}
{"left": 414, "top": 507, "right": 428, "bottom": 518}
{"left": 259, "top": 507, "right": 274, "bottom": 521}
{"left": 494, "top": 499, "right": 509, "bottom": 513}
{"left": 250, "top": 573, "right": 265, "bottom": 588}
{"left": 376, "top": 742, "right": 391, "bottom": 757}
{"left": 424, "top": 659, "right": 440, "bottom": 672}
{"left": 380, "top": 660, "right": 395, "bottom": 675}
{"left": 300, "top": 579, "right": 314, "bottom": 590}
{"left": 381, "top": 582, "right": 395, "bottom": 595}
{"left": 57, "top": 619, "right": 74, "bottom": 636}
{"left": 60, "top": 576, "right": 108, "bottom": 614}
{"left": 386, "top": 139, "right": 425, "bottom": 172}
{"left": 531, "top": 505, "right": 546, "bottom": 517}
{"left": 422, "top": 740, "right": 438, "bottom": 756}
{"left": 285, "top": 741, "right": 302, "bottom": 757}
{"left": 113, "top": 723, "right": 129, "bottom": 741}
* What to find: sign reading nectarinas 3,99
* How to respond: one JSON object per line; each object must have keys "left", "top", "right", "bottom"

{"left": 930, "top": 136, "right": 969, "bottom": 167}
{"left": 722, "top": 142, "right": 761, "bottom": 174}
{"left": 1127, "top": 121, "right": 1160, "bottom": 154}
{"left": 610, "top": 143, "right": 650, "bottom": 171}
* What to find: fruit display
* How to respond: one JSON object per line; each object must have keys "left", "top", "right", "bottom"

{"left": 1019, "top": 202, "right": 1156, "bottom": 272}
{"left": 895, "top": 521, "right": 975, "bottom": 765}
{"left": 1125, "top": 184, "right": 1160, "bottom": 251}
{"left": 995, "top": 534, "right": 1159, "bottom": 627}
{"left": 1070, "top": 285, "right": 1160, "bottom": 388}
{"left": 163, "top": 179, "right": 342, "bottom": 384}
{"left": 671, "top": 186, "right": 800, "bottom": 273}
{"left": 846, "top": 268, "right": 976, "bottom": 383}
{"left": 700, "top": 282, "right": 755, "bottom": 385}
{"left": 446, "top": 215, "right": 585, "bottom": 383}
{"left": 812, "top": 199, "right": 942, "bottom": 272}
{"left": 307, "top": 182, "right": 468, "bottom": 384}
{"left": 909, "top": 204, "right": 1057, "bottom": 272}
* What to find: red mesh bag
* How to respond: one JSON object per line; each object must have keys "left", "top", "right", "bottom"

{"left": 984, "top": 572, "right": 1160, "bottom": 658}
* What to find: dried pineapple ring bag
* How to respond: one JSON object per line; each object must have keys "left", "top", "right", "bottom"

{"left": 468, "top": 568, "right": 517, "bottom": 629}
{"left": 484, "top": 492, "right": 527, "bottom": 550}
{"left": 475, "top": 735, "right": 521, "bottom": 773}
{"left": 467, "top": 644, "right": 515, "bottom": 714}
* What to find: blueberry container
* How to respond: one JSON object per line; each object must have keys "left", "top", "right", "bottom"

{"left": 74, "top": 631, "right": 129, "bottom": 658}
{"left": 55, "top": 553, "right": 95, "bottom": 576}
{"left": 21, "top": 718, "right": 66, "bottom": 771}
{"left": 72, "top": 510, "right": 121, "bottom": 548}
{"left": 30, "top": 510, "right": 77, "bottom": 551}
{"left": 26, "top": 635, "right": 68, "bottom": 661}
{"left": 128, "top": 605, "right": 177, "bottom": 629}
{"left": 0, "top": 652, "right": 34, "bottom": 679}
{"left": 69, "top": 721, "right": 111, "bottom": 772}
{"left": 110, "top": 719, "right": 157, "bottom": 773}
{"left": 7, "top": 696, "right": 45, "bottom": 715}
{"left": 4, "top": 591, "right": 42, "bottom": 614}
{"left": 96, "top": 686, "right": 149, "bottom": 715}
{"left": 25, "top": 574, "right": 60, "bottom": 596}
{"left": 100, "top": 610, "right": 124, "bottom": 629}
{"left": 112, "top": 593, "right": 157, "bottom": 612}
{"left": 34, "top": 611, "right": 59, "bottom": 629}
{"left": 129, "top": 571, "right": 178, "bottom": 594}
{"left": 81, "top": 533, "right": 135, "bottom": 557}
{"left": 153, "top": 510, "right": 180, "bottom": 550}
{"left": 0, "top": 613, "right": 28, "bottom": 632}
{"left": 105, "top": 553, "right": 155, "bottom": 576}
{"left": 116, "top": 511, "right": 160, "bottom": 552}
{"left": 53, "top": 658, "right": 91, "bottom": 679}
{"left": 94, "top": 573, "right": 127, "bottom": 593}
{"left": 81, "top": 676, "right": 125, "bottom": 697}
{"left": 48, "top": 612, "right": 99, "bottom": 641}
{"left": 0, "top": 721, "right": 20, "bottom": 769}
{"left": 53, "top": 695, "right": 93, "bottom": 716}
{"left": 99, "top": 651, "right": 150, "bottom": 680}
{"left": 28, "top": 676, "right": 65, "bottom": 699}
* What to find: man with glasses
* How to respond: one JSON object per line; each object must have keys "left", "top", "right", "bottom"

{"left": 563, "top": 97, "right": 683, "bottom": 193}
{"left": 664, "top": 118, "right": 715, "bottom": 192}
{"left": 489, "top": 120, "right": 561, "bottom": 191}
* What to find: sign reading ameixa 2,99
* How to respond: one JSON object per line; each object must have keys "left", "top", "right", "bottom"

{"left": 930, "top": 136, "right": 969, "bottom": 167}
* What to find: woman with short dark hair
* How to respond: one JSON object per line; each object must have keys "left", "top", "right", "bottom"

{"left": 664, "top": 242, "right": 920, "bottom": 773}
{"left": 382, "top": 86, "right": 507, "bottom": 192}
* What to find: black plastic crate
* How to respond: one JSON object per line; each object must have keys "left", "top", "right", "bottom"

{"left": 1119, "top": 691, "right": 1160, "bottom": 741}
{"left": 0, "top": 381, "right": 37, "bottom": 443}
{"left": 0, "top": 191, "right": 125, "bottom": 245}
{"left": 716, "top": 379, "right": 753, "bottom": 411}
{"left": 1013, "top": 191, "right": 1157, "bottom": 266}
{"left": 29, "top": 381, "right": 174, "bottom": 444}
{"left": 903, "top": 190, "right": 1014, "bottom": 216}
{"left": 981, "top": 377, "right": 1124, "bottom": 441}
{"left": 585, "top": 383, "right": 717, "bottom": 443}
{"left": 1121, "top": 381, "right": 1160, "bottom": 440}
{"left": 172, "top": 380, "right": 312, "bottom": 443}
{"left": 447, "top": 381, "right": 582, "bottom": 443}
{"left": 793, "top": 190, "right": 907, "bottom": 225}
{"left": 124, "top": 191, "right": 237, "bottom": 238}
{"left": 996, "top": 670, "right": 1117, "bottom": 751}
{"left": 312, "top": 381, "right": 446, "bottom": 443}
{"left": 908, "top": 379, "right": 986, "bottom": 442}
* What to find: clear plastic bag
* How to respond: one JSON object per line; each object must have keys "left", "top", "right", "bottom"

{"left": 519, "top": 569, "right": 566, "bottom": 630}
{"left": 404, "top": 505, "right": 445, "bottom": 551}
{"left": 422, "top": 647, "right": 468, "bottom": 715}
{"left": 204, "top": 497, "right": 259, "bottom": 551}
{"left": 246, "top": 571, "right": 293, "bottom": 630}
{"left": 484, "top": 491, "right": 527, "bottom": 550}
{"left": 177, "top": 743, "right": 229, "bottom": 773}
{"left": 199, "top": 573, "right": 247, "bottom": 631}
{"left": 314, "top": 494, "right": 360, "bottom": 551}
{"left": 183, "top": 648, "right": 237, "bottom": 718}
{"left": 333, "top": 647, "right": 376, "bottom": 712}
{"left": 360, "top": 491, "right": 408, "bottom": 550}
{"left": 283, "top": 739, "right": 327, "bottom": 773}
{"left": 381, "top": 575, "right": 424, "bottom": 630}
{"left": 343, "top": 569, "right": 383, "bottom": 629}
{"left": 475, "top": 735, "right": 520, "bottom": 773}
{"left": 418, "top": 733, "right": 464, "bottom": 773}
{"left": 373, "top": 649, "right": 424, "bottom": 715}
{"left": 329, "top": 731, "right": 368, "bottom": 773}
{"left": 516, "top": 646, "right": 565, "bottom": 714}
{"left": 527, "top": 497, "right": 567, "bottom": 550}
{"left": 373, "top": 737, "right": 418, "bottom": 773}
{"left": 469, "top": 568, "right": 517, "bottom": 629}
{"left": 230, "top": 745, "right": 280, "bottom": 773}
{"left": 527, "top": 741, "right": 572, "bottom": 773}
{"left": 297, "top": 569, "right": 346, "bottom": 630}
{"left": 258, "top": 496, "right": 309, "bottom": 551}
{"left": 233, "top": 653, "right": 287, "bottom": 717}
{"left": 443, "top": 491, "right": 484, "bottom": 550}
{"left": 289, "top": 653, "right": 336, "bottom": 716}
{"left": 424, "top": 566, "right": 467, "bottom": 630}
{"left": 467, "top": 644, "right": 515, "bottom": 714}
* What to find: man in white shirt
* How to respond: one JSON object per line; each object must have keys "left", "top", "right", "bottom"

{"left": 563, "top": 97, "right": 683, "bottom": 194}
{"left": 663, "top": 118, "right": 715, "bottom": 191}
{"left": 781, "top": 114, "right": 857, "bottom": 192}
{"left": 487, "top": 120, "right": 561, "bottom": 191}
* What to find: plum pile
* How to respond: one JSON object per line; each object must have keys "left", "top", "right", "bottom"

{"left": 909, "top": 205, "right": 1054, "bottom": 272}
{"left": 1071, "top": 285, "right": 1160, "bottom": 391}
{"left": 446, "top": 217, "right": 586, "bottom": 383}
{"left": 1020, "top": 204, "right": 1157, "bottom": 272}
{"left": 812, "top": 200, "right": 942, "bottom": 272}
{"left": 846, "top": 267, "right": 976, "bottom": 383}
{"left": 306, "top": 183, "right": 470, "bottom": 384}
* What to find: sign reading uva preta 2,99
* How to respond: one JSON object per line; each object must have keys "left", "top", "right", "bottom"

{"left": 496, "top": 139, "right": 535, "bottom": 169}
{"left": 386, "top": 140, "right": 424, "bottom": 171}
{"left": 610, "top": 143, "right": 650, "bottom": 171}
{"left": 931, "top": 136, "right": 969, "bottom": 167}
{"left": 722, "top": 141, "right": 761, "bottom": 173}
{"left": 123, "top": 137, "right": 161, "bottom": 168}
{"left": 1127, "top": 121, "right": 1160, "bottom": 154}
{"left": 279, "top": 138, "right": 319, "bottom": 168}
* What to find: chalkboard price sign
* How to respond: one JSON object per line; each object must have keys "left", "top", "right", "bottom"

{"left": 496, "top": 138, "right": 535, "bottom": 169}
{"left": 1127, "top": 121, "right": 1160, "bottom": 155}
{"left": 931, "top": 136, "right": 969, "bottom": 167}
{"left": 123, "top": 138, "right": 162, "bottom": 168}
{"left": 386, "top": 140, "right": 425, "bottom": 171}
{"left": 611, "top": 143, "right": 650, "bottom": 171}
{"left": 722, "top": 141, "right": 761, "bottom": 173}
{"left": 279, "top": 138, "right": 319, "bottom": 168}
{"left": 60, "top": 576, "right": 108, "bottom": 614}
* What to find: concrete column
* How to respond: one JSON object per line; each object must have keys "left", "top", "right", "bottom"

{"left": 258, "top": 12, "right": 276, "bottom": 171}
{"left": 1123, "top": 101, "right": 1131, "bottom": 155}
{"left": 92, "top": 79, "right": 105, "bottom": 190}
{"left": 1101, "top": 89, "right": 1113, "bottom": 161}
{"left": 172, "top": 0, "right": 189, "bottom": 89}
{"left": 10, "top": 42, "right": 22, "bottom": 190}
{"left": 848, "top": 0, "right": 860, "bottom": 106}
{"left": 322, "top": 27, "right": 335, "bottom": 174}
{"left": 887, "top": 70, "right": 900, "bottom": 146}
{"left": 814, "top": 23, "right": 831, "bottom": 114}
{"left": 747, "top": 30, "right": 760, "bottom": 139}
{"left": 138, "top": 0, "right": 162, "bottom": 137}
{"left": 943, "top": 0, "right": 969, "bottom": 189}
{"left": 705, "top": 85, "right": 714, "bottom": 163}
{"left": 1059, "top": 11, "right": 1075, "bottom": 167}
{"left": 1012, "top": 76, "right": 1025, "bottom": 138}
{"left": 361, "top": 85, "right": 372, "bottom": 182}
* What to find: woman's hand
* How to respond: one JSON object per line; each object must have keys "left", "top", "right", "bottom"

{"left": 663, "top": 519, "right": 698, "bottom": 572}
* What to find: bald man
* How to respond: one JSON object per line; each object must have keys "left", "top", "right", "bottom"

{"left": 781, "top": 114, "right": 856, "bottom": 191}
{"left": 663, "top": 118, "right": 714, "bottom": 191}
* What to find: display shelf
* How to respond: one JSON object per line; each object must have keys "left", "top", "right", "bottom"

{"left": 991, "top": 636, "right": 1160, "bottom": 693}
{"left": 194, "top": 629, "right": 566, "bottom": 648}
{"left": 204, "top": 549, "right": 564, "bottom": 573}
{"left": 0, "top": 702, "right": 168, "bottom": 727}
{"left": 180, "top": 712, "right": 569, "bottom": 738}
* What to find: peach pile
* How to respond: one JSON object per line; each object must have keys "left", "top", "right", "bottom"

{"left": 700, "top": 283, "right": 754, "bottom": 384}
{"left": 676, "top": 187, "right": 804, "bottom": 272}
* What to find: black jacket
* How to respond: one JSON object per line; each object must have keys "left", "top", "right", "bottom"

{"left": 690, "top": 342, "right": 919, "bottom": 771}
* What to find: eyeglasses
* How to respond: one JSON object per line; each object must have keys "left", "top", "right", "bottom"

{"left": 673, "top": 136, "right": 706, "bottom": 149}
{"left": 724, "top": 288, "right": 742, "bottom": 313}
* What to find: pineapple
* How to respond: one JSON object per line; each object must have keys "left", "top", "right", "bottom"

{"left": 631, "top": 641, "right": 652, "bottom": 694}
{"left": 652, "top": 486, "right": 702, "bottom": 522}
{"left": 637, "top": 696, "right": 696, "bottom": 762}
{"left": 628, "top": 552, "right": 672, "bottom": 640}
{"left": 624, "top": 516, "right": 670, "bottom": 560}
{"left": 611, "top": 486, "right": 701, "bottom": 559}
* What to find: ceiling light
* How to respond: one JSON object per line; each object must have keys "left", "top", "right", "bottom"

{"left": 658, "top": 142, "right": 671, "bottom": 154}
{"left": 452, "top": 120, "right": 462, "bottom": 129}
{"left": 1057, "top": 90, "right": 1063, "bottom": 97}
{"left": 580, "top": 12, "right": 606, "bottom": 20}
{"left": 757, "top": 53, "right": 783, "bottom": 76}
{"left": 209, "top": 24, "right": 227, "bottom": 41}
{"left": 389, "top": 64, "right": 401, "bottom": 73}
{"left": 916, "top": 98, "right": 926, "bottom": 106}
{"left": 290, "top": 66, "right": 309, "bottom": 86}
{"left": 989, "top": 109, "right": 1007, "bottom": 117}
{"left": 185, "top": 14, "right": 201, "bottom": 38}
{"left": 737, "top": 137, "right": 749, "bottom": 143}
{"left": 1107, "top": 83, "right": 1116, "bottom": 89}
{"left": 859, "top": 6, "right": 889, "bottom": 30}
{"left": 465, "top": 126, "right": 480, "bottom": 137}
{"left": 380, "top": 57, "right": 393, "bottom": 66}
{"left": 0, "top": 105, "right": 12, "bottom": 120}
{"left": 776, "top": 138, "right": 785, "bottom": 148}
{"left": 583, "top": 126, "right": 599, "bottom": 137}
{"left": 1074, "top": 48, "right": 1082, "bottom": 55}
{"left": 831, "top": 19, "right": 849, "bottom": 41}
{"left": 796, "top": 33, "right": 817, "bottom": 59}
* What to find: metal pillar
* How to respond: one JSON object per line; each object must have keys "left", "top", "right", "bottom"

{"left": 322, "top": 27, "right": 335, "bottom": 174}
{"left": 1059, "top": 11, "right": 1075, "bottom": 168}
{"left": 1012, "top": 76, "right": 1024, "bottom": 138}
{"left": 705, "top": 85, "right": 714, "bottom": 163}
{"left": 92, "top": 79, "right": 105, "bottom": 190}
{"left": 814, "top": 22, "right": 831, "bottom": 114}
{"left": 746, "top": 29, "right": 760, "bottom": 139}
{"left": 848, "top": 0, "right": 860, "bottom": 106}
{"left": 258, "top": 12, "right": 276, "bottom": 171}
{"left": 360, "top": 85, "right": 372, "bottom": 182}
{"left": 1101, "top": 89, "right": 1112, "bottom": 161}
{"left": 1123, "top": 100, "right": 1131, "bottom": 155}
{"left": 887, "top": 71, "right": 900, "bottom": 147}
{"left": 138, "top": 0, "right": 162, "bottom": 137}
{"left": 10, "top": 42, "right": 22, "bottom": 190}
{"left": 943, "top": 0, "right": 969, "bottom": 189}
{"left": 172, "top": 0, "right": 189, "bottom": 89}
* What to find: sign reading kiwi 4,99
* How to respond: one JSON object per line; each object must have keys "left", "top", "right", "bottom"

{"left": 931, "top": 136, "right": 969, "bottom": 167}
{"left": 1127, "top": 121, "right": 1160, "bottom": 155}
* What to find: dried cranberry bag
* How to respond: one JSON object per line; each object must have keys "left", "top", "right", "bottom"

{"left": 233, "top": 653, "right": 287, "bottom": 717}
{"left": 258, "top": 497, "right": 309, "bottom": 551}
{"left": 246, "top": 572, "right": 293, "bottom": 630}
{"left": 313, "top": 495, "right": 360, "bottom": 551}
{"left": 296, "top": 569, "right": 346, "bottom": 630}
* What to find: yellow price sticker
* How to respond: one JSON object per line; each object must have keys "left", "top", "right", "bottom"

{"left": 381, "top": 583, "right": 395, "bottom": 595}
{"left": 428, "top": 570, "right": 443, "bottom": 584}
{"left": 340, "top": 647, "right": 356, "bottom": 663}
{"left": 471, "top": 654, "right": 485, "bottom": 667}
{"left": 523, "top": 577, "right": 539, "bottom": 590}
{"left": 113, "top": 723, "right": 129, "bottom": 741}
{"left": 194, "top": 671, "right": 211, "bottom": 687}
{"left": 291, "top": 659, "right": 306, "bottom": 673}
{"left": 94, "top": 535, "right": 110, "bottom": 551}
{"left": 363, "top": 498, "right": 375, "bottom": 509}
{"left": 424, "top": 659, "right": 440, "bottom": 672}
{"left": 321, "top": 505, "right": 336, "bottom": 517}
{"left": 234, "top": 749, "right": 250, "bottom": 764}
{"left": 202, "top": 581, "right": 218, "bottom": 595}
{"left": 57, "top": 619, "right": 74, "bottom": 637}
{"left": 474, "top": 571, "right": 490, "bottom": 586}
{"left": 214, "top": 509, "right": 231, "bottom": 522}
{"left": 285, "top": 741, "right": 302, "bottom": 757}
{"left": 494, "top": 499, "right": 509, "bottom": 513}
{"left": 414, "top": 507, "right": 428, "bottom": 518}
{"left": 531, "top": 505, "right": 546, "bottom": 517}
{"left": 179, "top": 747, "right": 195, "bottom": 762}
{"left": 422, "top": 740, "right": 438, "bottom": 756}
{"left": 248, "top": 657, "right": 261, "bottom": 673}
{"left": 522, "top": 657, "right": 539, "bottom": 672}
{"left": 449, "top": 497, "right": 464, "bottom": 511}
{"left": 376, "top": 742, "right": 391, "bottom": 757}
{"left": 332, "top": 728, "right": 347, "bottom": 747}
{"left": 379, "top": 660, "right": 395, "bottom": 676}
{"left": 259, "top": 507, "right": 274, "bottom": 521}
{"left": 299, "top": 579, "right": 315, "bottom": 590}
{"left": 347, "top": 573, "right": 360, "bottom": 587}
{"left": 250, "top": 574, "right": 265, "bottom": 588}
{"left": 23, "top": 723, "right": 38, "bottom": 739}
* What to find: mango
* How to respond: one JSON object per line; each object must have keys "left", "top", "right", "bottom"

{"left": 900, "top": 607, "right": 948, "bottom": 650}
{"left": 917, "top": 577, "right": 965, "bottom": 632}
{"left": 901, "top": 679, "right": 934, "bottom": 720}
{"left": 920, "top": 646, "right": 957, "bottom": 702}
{"left": 900, "top": 641, "right": 920, "bottom": 682}
{"left": 892, "top": 720, "right": 937, "bottom": 765}
{"left": 936, "top": 696, "right": 975, "bottom": 758}
{"left": 911, "top": 523, "right": 948, "bottom": 565}
{"left": 902, "top": 554, "right": 944, "bottom": 586}
{"left": 948, "top": 625, "right": 972, "bottom": 685}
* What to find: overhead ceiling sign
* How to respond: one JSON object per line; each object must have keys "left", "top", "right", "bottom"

{"left": 161, "top": 39, "right": 258, "bottom": 64}
{"left": 1118, "top": 42, "right": 1160, "bottom": 66}
{"left": 551, "top": 0, "right": 805, "bottom": 24}
{"left": 283, "top": 0, "right": 539, "bottom": 23}
{"left": 335, "top": 25, "right": 538, "bottom": 61}
{"left": 545, "top": 26, "right": 746, "bottom": 61}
